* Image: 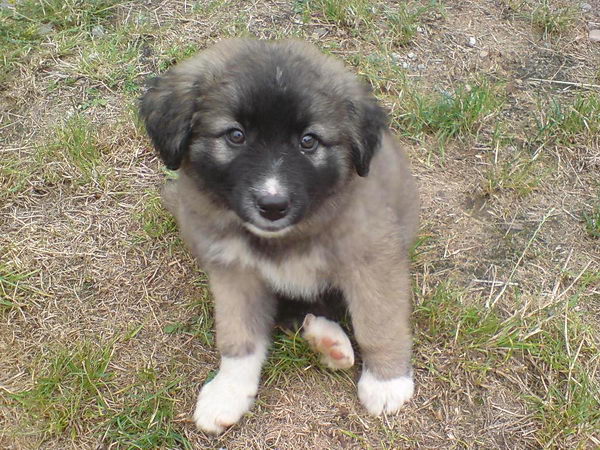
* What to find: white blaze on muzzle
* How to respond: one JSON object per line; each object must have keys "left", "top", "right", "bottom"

{"left": 263, "top": 177, "right": 284, "bottom": 196}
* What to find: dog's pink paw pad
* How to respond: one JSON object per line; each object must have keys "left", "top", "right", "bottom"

{"left": 330, "top": 349, "right": 345, "bottom": 360}
{"left": 302, "top": 314, "right": 354, "bottom": 370}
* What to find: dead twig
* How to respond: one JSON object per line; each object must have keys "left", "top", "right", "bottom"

{"left": 527, "top": 78, "right": 600, "bottom": 91}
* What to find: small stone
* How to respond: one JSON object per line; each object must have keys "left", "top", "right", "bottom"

{"left": 479, "top": 50, "right": 489, "bottom": 58}
{"left": 407, "top": 52, "right": 416, "bottom": 59}
{"left": 391, "top": 52, "right": 402, "bottom": 62}
{"left": 467, "top": 36, "right": 477, "bottom": 48}
{"left": 417, "top": 63, "right": 426, "bottom": 70}
{"left": 416, "top": 26, "right": 424, "bottom": 33}
{"left": 590, "top": 29, "right": 600, "bottom": 42}
{"left": 314, "top": 27, "right": 328, "bottom": 38}
{"left": 581, "top": 2, "right": 592, "bottom": 11}
{"left": 37, "top": 23, "right": 54, "bottom": 35}
{"left": 401, "top": 62, "right": 410, "bottom": 69}
{"left": 91, "top": 25, "right": 105, "bottom": 37}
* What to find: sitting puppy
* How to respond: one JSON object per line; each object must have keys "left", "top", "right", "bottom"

{"left": 140, "top": 39, "right": 419, "bottom": 434}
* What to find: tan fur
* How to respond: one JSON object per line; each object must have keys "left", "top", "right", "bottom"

{"left": 166, "top": 131, "right": 418, "bottom": 380}
{"left": 152, "top": 39, "right": 419, "bottom": 386}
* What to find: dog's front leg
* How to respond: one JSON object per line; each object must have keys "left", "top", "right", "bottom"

{"left": 193, "top": 265, "right": 275, "bottom": 434}
{"left": 343, "top": 257, "right": 414, "bottom": 416}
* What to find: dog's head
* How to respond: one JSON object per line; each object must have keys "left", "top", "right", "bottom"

{"left": 140, "top": 39, "right": 387, "bottom": 237}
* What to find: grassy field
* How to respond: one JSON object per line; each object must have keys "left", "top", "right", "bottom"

{"left": 1, "top": 0, "right": 599, "bottom": 448}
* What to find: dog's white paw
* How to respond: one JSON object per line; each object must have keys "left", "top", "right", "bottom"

{"left": 302, "top": 314, "right": 354, "bottom": 370}
{"left": 357, "top": 369, "right": 414, "bottom": 415}
{"left": 193, "top": 349, "right": 265, "bottom": 434}
{"left": 193, "top": 373, "right": 257, "bottom": 434}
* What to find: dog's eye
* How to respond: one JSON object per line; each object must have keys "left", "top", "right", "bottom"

{"left": 226, "top": 129, "right": 245, "bottom": 145}
{"left": 300, "top": 134, "right": 318, "bottom": 152}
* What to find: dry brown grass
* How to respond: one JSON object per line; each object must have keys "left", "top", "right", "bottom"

{"left": 1, "top": 0, "right": 599, "bottom": 448}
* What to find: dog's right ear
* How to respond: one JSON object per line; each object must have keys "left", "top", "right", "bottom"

{"left": 139, "top": 73, "right": 198, "bottom": 170}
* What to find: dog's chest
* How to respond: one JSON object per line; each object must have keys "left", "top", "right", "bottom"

{"left": 205, "top": 237, "right": 328, "bottom": 298}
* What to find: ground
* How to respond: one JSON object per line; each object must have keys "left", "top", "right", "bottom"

{"left": 1, "top": 0, "right": 599, "bottom": 449}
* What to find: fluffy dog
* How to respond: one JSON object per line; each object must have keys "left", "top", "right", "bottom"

{"left": 140, "top": 39, "right": 419, "bottom": 434}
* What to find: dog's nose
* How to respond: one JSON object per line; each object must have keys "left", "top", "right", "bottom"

{"left": 256, "top": 194, "right": 290, "bottom": 221}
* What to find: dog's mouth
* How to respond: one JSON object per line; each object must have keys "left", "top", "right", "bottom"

{"left": 241, "top": 203, "right": 302, "bottom": 238}
{"left": 243, "top": 221, "right": 294, "bottom": 238}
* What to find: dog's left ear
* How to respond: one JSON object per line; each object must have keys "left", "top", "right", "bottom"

{"left": 349, "top": 96, "right": 388, "bottom": 177}
{"left": 139, "top": 72, "right": 199, "bottom": 170}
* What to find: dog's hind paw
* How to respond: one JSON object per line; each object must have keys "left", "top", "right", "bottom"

{"left": 302, "top": 314, "right": 354, "bottom": 370}
{"left": 357, "top": 369, "right": 414, "bottom": 415}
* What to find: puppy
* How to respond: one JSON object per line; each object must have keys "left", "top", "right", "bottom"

{"left": 140, "top": 39, "right": 419, "bottom": 434}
